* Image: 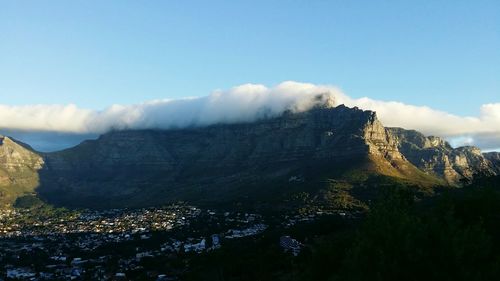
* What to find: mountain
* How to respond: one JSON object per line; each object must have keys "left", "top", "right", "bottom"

{"left": 0, "top": 136, "right": 44, "bottom": 207}
{"left": 0, "top": 105, "right": 498, "bottom": 209}
{"left": 388, "top": 128, "right": 498, "bottom": 183}
{"left": 36, "top": 105, "right": 437, "bottom": 208}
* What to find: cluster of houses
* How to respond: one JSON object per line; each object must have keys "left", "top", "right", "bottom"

{"left": 2, "top": 255, "right": 178, "bottom": 280}
{"left": 0, "top": 222, "right": 271, "bottom": 280}
{"left": 225, "top": 224, "right": 268, "bottom": 239}
{"left": 282, "top": 209, "right": 357, "bottom": 228}
{"left": 0, "top": 205, "right": 201, "bottom": 238}
{"left": 0, "top": 204, "right": 351, "bottom": 280}
{"left": 0, "top": 206, "right": 276, "bottom": 280}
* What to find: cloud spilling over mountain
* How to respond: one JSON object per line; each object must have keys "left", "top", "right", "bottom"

{"left": 0, "top": 81, "right": 499, "bottom": 150}
{"left": 342, "top": 96, "right": 500, "bottom": 151}
{"left": 0, "top": 82, "right": 338, "bottom": 133}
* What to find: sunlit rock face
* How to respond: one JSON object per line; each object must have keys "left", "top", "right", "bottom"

{"left": 388, "top": 129, "right": 497, "bottom": 184}
{"left": 0, "top": 136, "right": 44, "bottom": 206}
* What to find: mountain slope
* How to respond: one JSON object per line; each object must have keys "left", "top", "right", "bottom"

{"left": 388, "top": 128, "right": 497, "bottom": 183}
{"left": 36, "top": 105, "right": 442, "bottom": 208}
{"left": 0, "top": 136, "right": 44, "bottom": 207}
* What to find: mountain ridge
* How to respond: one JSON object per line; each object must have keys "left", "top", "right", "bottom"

{"left": 387, "top": 128, "right": 497, "bottom": 183}
{"left": 0, "top": 105, "right": 498, "bottom": 209}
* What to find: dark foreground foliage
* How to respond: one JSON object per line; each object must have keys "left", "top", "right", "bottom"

{"left": 185, "top": 176, "right": 500, "bottom": 281}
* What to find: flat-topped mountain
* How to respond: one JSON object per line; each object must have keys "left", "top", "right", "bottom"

{"left": 0, "top": 105, "right": 498, "bottom": 208}
{"left": 36, "top": 105, "right": 432, "bottom": 208}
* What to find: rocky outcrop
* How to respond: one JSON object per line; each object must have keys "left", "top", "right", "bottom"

{"left": 388, "top": 128, "right": 497, "bottom": 184}
{"left": 0, "top": 136, "right": 44, "bottom": 206}
{"left": 484, "top": 152, "right": 500, "bottom": 173}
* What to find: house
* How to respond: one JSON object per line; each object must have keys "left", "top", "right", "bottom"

{"left": 280, "top": 236, "right": 303, "bottom": 256}
{"left": 136, "top": 251, "right": 154, "bottom": 260}
{"left": 115, "top": 272, "right": 127, "bottom": 280}
{"left": 157, "top": 274, "right": 178, "bottom": 281}
{"left": 184, "top": 238, "right": 206, "bottom": 253}
{"left": 6, "top": 268, "right": 36, "bottom": 279}
{"left": 71, "top": 268, "right": 83, "bottom": 277}
{"left": 71, "top": 257, "right": 88, "bottom": 265}
{"left": 211, "top": 234, "right": 221, "bottom": 249}
{"left": 51, "top": 255, "right": 67, "bottom": 262}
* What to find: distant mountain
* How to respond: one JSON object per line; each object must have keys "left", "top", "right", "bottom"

{"left": 0, "top": 105, "right": 498, "bottom": 209}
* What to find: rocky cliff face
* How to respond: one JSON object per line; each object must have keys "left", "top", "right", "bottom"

{"left": 0, "top": 136, "right": 44, "bottom": 206}
{"left": 0, "top": 105, "right": 498, "bottom": 209}
{"left": 37, "top": 105, "right": 436, "bottom": 208}
{"left": 484, "top": 152, "right": 500, "bottom": 173}
{"left": 388, "top": 128, "right": 497, "bottom": 183}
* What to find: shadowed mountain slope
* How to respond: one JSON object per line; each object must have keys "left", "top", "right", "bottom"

{"left": 0, "top": 105, "right": 497, "bottom": 209}
{"left": 484, "top": 152, "right": 500, "bottom": 173}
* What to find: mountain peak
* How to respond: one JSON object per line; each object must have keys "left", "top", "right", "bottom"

{"left": 0, "top": 135, "right": 44, "bottom": 207}
{"left": 311, "top": 93, "right": 336, "bottom": 109}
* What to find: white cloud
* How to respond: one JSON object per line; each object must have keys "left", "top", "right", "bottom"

{"left": 0, "top": 81, "right": 499, "bottom": 150}
{"left": 340, "top": 98, "right": 500, "bottom": 150}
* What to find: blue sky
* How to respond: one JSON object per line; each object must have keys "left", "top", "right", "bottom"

{"left": 1, "top": 0, "right": 498, "bottom": 116}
